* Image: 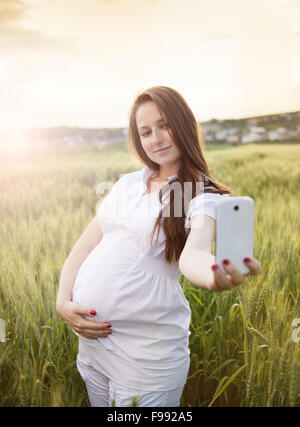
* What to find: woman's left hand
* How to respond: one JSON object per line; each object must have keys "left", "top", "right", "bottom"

{"left": 208, "top": 257, "right": 263, "bottom": 292}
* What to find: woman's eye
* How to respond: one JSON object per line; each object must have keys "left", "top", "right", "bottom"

{"left": 141, "top": 124, "right": 168, "bottom": 137}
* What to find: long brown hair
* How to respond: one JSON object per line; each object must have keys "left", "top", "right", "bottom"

{"left": 127, "top": 86, "right": 233, "bottom": 264}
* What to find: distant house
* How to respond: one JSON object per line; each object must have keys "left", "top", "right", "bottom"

{"left": 227, "top": 127, "right": 239, "bottom": 135}
{"left": 63, "top": 135, "right": 73, "bottom": 146}
{"left": 276, "top": 127, "right": 288, "bottom": 140}
{"left": 226, "top": 135, "right": 239, "bottom": 143}
{"left": 290, "top": 123, "right": 300, "bottom": 132}
{"left": 205, "top": 123, "right": 220, "bottom": 132}
{"left": 287, "top": 130, "right": 299, "bottom": 138}
{"left": 204, "top": 133, "right": 214, "bottom": 143}
{"left": 267, "top": 130, "right": 279, "bottom": 141}
{"left": 215, "top": 130, "right": 229, "bottom": 140}
{"left": 242, "top": 133, "right": 262, "bottom": 143}
{"left": 91, "top": 136, "right": 101, "bottom": 145}
{"left": 248, "top": 118, "right": 259, "bottom": 126}
{"left": 250, "top": 126, "right": 266, "bottom": 134}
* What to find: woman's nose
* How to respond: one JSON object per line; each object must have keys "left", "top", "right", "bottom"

{"left": 151, "top": 128, "right": 163, "bottom": 143}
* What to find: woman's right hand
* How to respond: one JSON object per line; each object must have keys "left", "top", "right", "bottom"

{"left": 56, "top": 300, "right": 112, "bottom": 340}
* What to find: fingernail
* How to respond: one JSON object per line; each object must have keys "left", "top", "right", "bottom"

{"left": 211, "top": 264, "right": 218, "bottom": 271}
{"left": 244, "top": 257, "right": 251, "bottom": 263}
{"left": 90, "top": 310, "right": 96, "bottom": 315}
{"left": 106, "top": 323, "right": 112, "bottom": 327}
{"left": 222, "top": 259, "right": 230, "bottom": 265}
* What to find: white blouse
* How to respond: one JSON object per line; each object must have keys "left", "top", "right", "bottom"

{"left": 72, "top": 166, "right": 228, "bottom": 391}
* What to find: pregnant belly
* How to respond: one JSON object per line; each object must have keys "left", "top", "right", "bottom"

{"left": 72, "top": 233, "right": 139, "bottom": 321}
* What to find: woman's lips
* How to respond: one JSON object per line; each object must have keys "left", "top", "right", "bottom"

{"left": 155, "top": 146, "right": 171, "bottom": 154}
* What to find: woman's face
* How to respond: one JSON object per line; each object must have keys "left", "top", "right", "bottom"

{"left": 135, "top": 101, "right": 182, "bottom": 171}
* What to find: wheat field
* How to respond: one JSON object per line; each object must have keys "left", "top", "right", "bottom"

{"left": 0, "top": 142, "right": 299, "bottom": 406}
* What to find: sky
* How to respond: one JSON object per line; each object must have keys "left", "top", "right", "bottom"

{"left": 0, "top": 0, "right": 300, "bottom": 134}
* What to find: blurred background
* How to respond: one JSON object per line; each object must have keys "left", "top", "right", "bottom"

{"left": 0, "top": 0, "right": 300, "bottom": 155}
{"left": 0, "top": 0, "right": 299, "bottom": 407}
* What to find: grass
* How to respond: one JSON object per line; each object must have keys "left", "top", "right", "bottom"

{"left": 0, "top": 142, "right": 299, "bottom": 406}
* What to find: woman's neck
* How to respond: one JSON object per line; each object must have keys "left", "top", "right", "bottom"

{"left": 157, "top": 165, "right": 179, "bottom": 181}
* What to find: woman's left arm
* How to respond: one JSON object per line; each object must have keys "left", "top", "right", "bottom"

{"left": 179, "top": 214, "right": 263, "bottom": 292}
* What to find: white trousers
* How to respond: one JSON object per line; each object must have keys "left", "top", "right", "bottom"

{"left": 76, "top": 358, "right": 185, "bottom": 407}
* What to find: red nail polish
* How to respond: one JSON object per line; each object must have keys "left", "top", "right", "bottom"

{"left": 90, "top": 310, "right": 96, "bottom": 315}
{"left": 222, "top": 259, "right": 230, "bottom": 265}
{"left": 211, "top": 264, "right": 218, "bottom": 271}
{"left": 244, "top": 257, "right": 251, "bottom": 263}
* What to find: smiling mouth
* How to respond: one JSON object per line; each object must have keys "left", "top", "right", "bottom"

{"left": 155, "top": 146, "right": 171, "bottom": 153}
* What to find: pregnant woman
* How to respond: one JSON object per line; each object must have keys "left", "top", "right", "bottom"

{"left": 56, "top": 86, "right": 263, "bottom": 407}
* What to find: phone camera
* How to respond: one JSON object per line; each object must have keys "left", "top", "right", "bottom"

{"left": 234, "top": 205, "right": 239, "bottom": 211}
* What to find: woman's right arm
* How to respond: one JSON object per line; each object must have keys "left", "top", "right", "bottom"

{"left": 56, "top": 215, "right": 112, "bottom": 339}
{"left": 56, "top": 215, "right": 103, "bottom": 307}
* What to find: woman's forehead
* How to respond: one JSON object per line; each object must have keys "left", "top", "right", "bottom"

{"left": 136, "top": 102, "right": 166, "bottom": 127}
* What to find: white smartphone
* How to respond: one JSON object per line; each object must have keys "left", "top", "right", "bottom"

{"left": 215, "top": 196, "right": 255, "bottom": 275}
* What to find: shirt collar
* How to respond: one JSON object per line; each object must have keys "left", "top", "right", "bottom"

{"left": 141, "top": 166, "right": 178, "bottom": 186}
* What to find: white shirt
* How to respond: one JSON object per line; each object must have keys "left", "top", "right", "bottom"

{"left": 72, "top": 166, "right": 228, "bottom": 391}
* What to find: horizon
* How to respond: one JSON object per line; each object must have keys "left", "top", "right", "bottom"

{"left": 0, "top": 0, "right": 300, "bottom": 135}
{"left": 1, "top": 107, "right": 299, "bottom": 137}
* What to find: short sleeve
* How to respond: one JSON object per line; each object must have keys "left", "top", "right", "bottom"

{"left": 185, "top": 192, "right": 230, "bottom": 228}
{"left": 96, "top": 175, "right": 126, "bottom": 232}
